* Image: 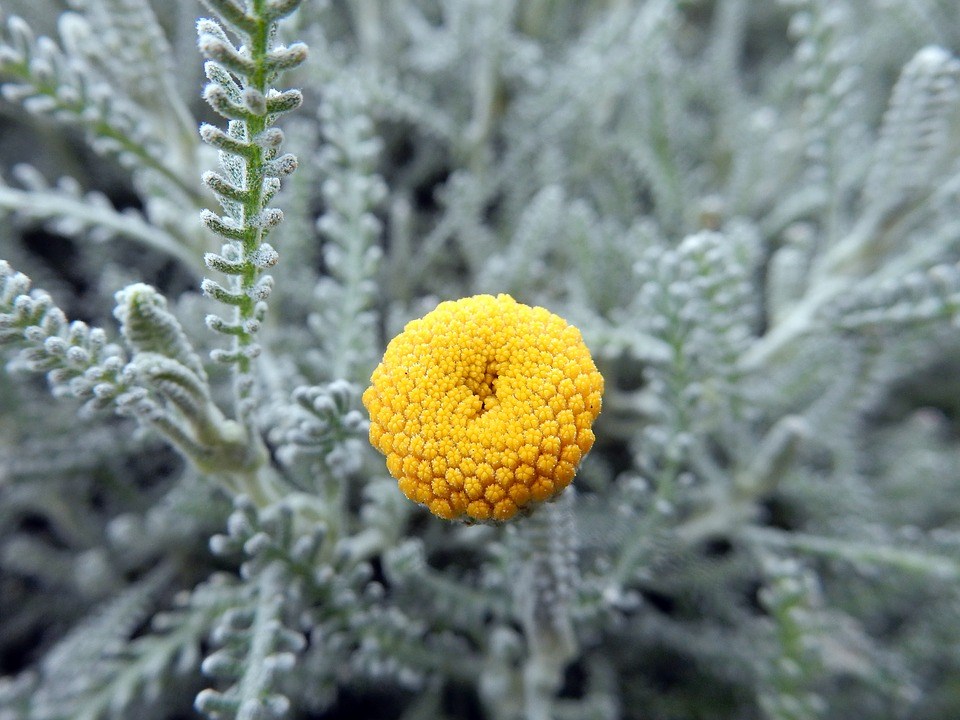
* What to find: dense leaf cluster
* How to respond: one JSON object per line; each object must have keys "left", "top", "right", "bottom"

{"left": 2, "top": 1, "right": 960, "bottom": 719}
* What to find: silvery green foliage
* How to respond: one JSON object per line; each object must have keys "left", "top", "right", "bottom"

{"left": 2, "top": 1, "right": 960, "bottom": 719}
{"left": 197, "top": 0, "right": 306, "bottom": 425}
{"left": 306, "top": 79, "right": 385, "bottom": 384}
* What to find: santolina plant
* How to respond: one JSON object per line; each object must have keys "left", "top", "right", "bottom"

{"left": 2, "top": 2, "right": 960, "bottom": 720}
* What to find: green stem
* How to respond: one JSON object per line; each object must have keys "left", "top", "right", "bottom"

{"left": 231, "top": 8, "right": 273, "bottom": 421}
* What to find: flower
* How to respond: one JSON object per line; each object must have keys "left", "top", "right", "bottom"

{"left": 362, "top": 294, "right": 603, "bottom": 522}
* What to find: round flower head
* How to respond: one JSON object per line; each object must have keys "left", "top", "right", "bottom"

{"left": 362, "top": 294, "right": 603, "bottom": 522}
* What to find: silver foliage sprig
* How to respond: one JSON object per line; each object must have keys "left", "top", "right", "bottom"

{"left": 269, "top": 380, "right": 368, "bottom": 497}
{"left": 22, "top": 564, "right": 175, "bottom": 720}
{"left": 746, "top": 43, "right": 960, "bottom": 369}
{"left": 0, "top": 261, "right": 262, "bottom": 476}
{"left": 197, "top": 0, "right": 307, "bottom": 425}
{"left": 756, "top": 555, "right": 827, "bottom": 720}
{"left": 199, "top": 499, "right": 309, "bottom": 720}
{"left": 508, "top": 492, "right": 579, "bottom": 720}
{"left": 67, "top": 0, "right": 192, "bottom": 128}
{"left": 308, "top": 79, "right": 385, "bottom": 383}
{"left": 206, "top": 499, "right": 459, "bottom": 714}
{"left": 0, "top": 259, "right": 133, "bottom": 416}
{"left": 628, "top": 230, "right": 757, "bottom": 495}
{"left": 196, "top": 565, "right": 303, "bottom": 720}
{"left": 202, "top": 495, "right": 386, "bottom": 719}
{"left": 0, "top": 12, "right": 200, "bottom": 201}
{"left": 826, "top": 262, "right": 960, "bottom": 331}
{"left": 113, "top": 283, "right": 254, "bottom": 473}
{"left": 863, "top": 45, "right": 960, "bottom": 216}
{"left": 787, "top": 0, "right": 867, "bottom": 232}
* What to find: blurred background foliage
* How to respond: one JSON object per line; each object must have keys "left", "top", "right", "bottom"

{"left": 1, "top": 1, "right": 960, "bottom": 719}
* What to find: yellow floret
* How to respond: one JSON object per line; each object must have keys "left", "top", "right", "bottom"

{"left": 362, "top": 293, "right": 603, "bottom": 523}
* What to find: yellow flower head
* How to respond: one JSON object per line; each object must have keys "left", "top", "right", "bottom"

{"left": 362, "top": 294, "right": 603, "bottom": 522}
